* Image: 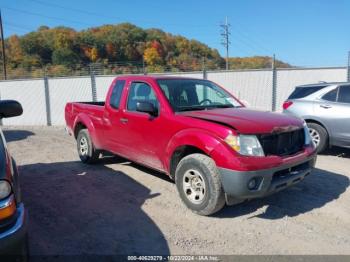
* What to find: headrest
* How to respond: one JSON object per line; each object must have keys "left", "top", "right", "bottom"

{"left": 136, "top": 84, "right": 151, "bottom": 97}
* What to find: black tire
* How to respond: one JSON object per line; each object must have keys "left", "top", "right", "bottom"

{"left": 307, "top": 122, "right": 328, "bottom": 153}
{"left": 77, "top": 129, "right": 100, "bottom": 164}
{"left": 175, "top": 153, "right": 225, "bottom": 216}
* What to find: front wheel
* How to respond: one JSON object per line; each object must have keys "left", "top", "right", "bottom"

{"left": 175, "top": 154, "right": 225, "bottom": 216}
{"left": 77, "top": 129, "right": 100, "bottom": 164}
{"left": 307, "top": 122, "right": 328, "bottom": 153}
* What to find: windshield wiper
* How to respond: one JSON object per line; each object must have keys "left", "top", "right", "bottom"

{"left": 177, "top": 106, "right": 207, "bottom": 112}
{"left": 209, "top": 104, "right": 234, "bottom": 109}
{"left": 177, "top": 104, "right": 235, "bottom": 112}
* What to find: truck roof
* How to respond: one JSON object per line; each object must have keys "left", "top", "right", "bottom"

{"left": 115, "top": 75, "right": 203, "bottom": 81}
{"left": 296, "top": 82, "right": 350, "bottom": 88}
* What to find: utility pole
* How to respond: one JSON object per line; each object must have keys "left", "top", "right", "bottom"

{"left": 0, "top": 9, "right": 7, "bottom": 80}
{"left": 220, "top": 16, "right": 231, "bottom": 70}
{"left": 271, "top": 54, "right": 277, "bottom": 112}
{"left": 142, "top": 57, "right": 146, "bottom": 75}
{"left": 202, "top": 56, "right": 207, "bottom": 80}
{"left": 347, "top": 51, "right": 350, "bottom": 82}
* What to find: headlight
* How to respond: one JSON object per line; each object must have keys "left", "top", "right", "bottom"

{"left": 303, "top": 122, "right": 315, "bottom": 147}
{"left": 225, "top": 134, "right": 265, "bottom": 156}
{"left": 0, "top": 180, "right": 12, "bottom": 200}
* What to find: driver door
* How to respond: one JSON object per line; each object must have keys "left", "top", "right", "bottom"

{"left": 116, "top": 81, "right": 165, "bottom": 170}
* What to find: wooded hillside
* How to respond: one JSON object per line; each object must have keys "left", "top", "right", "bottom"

{"left": 2, "top": 23, "right": 291, "bottom": 78}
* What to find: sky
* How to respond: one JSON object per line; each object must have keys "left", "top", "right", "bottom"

{"left": 1, "top": 0, "right": 349, "bottom": 67}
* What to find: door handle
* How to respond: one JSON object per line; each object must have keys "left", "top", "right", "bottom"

{"left": 320, "top": 104, "right": 332, "bottom": 109}
{"left": 120, "top": 118, "right": 128, "bottom": 123}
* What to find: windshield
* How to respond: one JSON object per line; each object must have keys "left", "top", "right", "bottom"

{"left": 157, "top": 79, "right": 242, "bottom": 112}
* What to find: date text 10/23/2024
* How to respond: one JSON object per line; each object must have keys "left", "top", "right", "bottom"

{"left": 127, "top": 255, "right": 220, "bottom": 261}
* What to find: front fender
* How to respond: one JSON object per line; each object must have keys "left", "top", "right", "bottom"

{"left": 164, "top": 128, "right": 223, "bottom": 172}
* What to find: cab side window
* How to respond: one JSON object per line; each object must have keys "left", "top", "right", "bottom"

{"left": 127, "top": 82, "right": 159, "bottom": 111}
{"left": 109, "top": 80, "right": 126, "bottom": 109}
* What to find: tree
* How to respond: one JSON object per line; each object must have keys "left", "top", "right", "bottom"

{"left": 38, "top": 25, "right": 50, "bottom": 31}
{"left": 7, "top": 35, "right": 23, "bottom": 67}
{"left": 20, "top": 32, "right": 52, "bottom": 65}
{"left": 52, "top": 48, "right": 79, "bottom": 66}
{"left": 143, "top": 47, "right": 162, "bottom": 66}
{"left": 3, "top": 22, "right": 292, "bottom": 78}
{"left": 90, "top": 47, "right": 98, "bottom": 62}
{"left": 228, "top": 56, "right": 291, "bottom": 70}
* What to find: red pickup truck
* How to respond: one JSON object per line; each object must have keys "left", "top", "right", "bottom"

{"left": 65, "top": 76, "right": 317, "bottom": 215}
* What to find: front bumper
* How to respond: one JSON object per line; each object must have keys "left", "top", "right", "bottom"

{"left": 219, "top": 155, "right": 317, "bottom": 205}
{"left": 0, "top": 203, "right": 27, "bottom": 253}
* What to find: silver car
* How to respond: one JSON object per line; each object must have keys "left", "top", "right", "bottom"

{"left": 283, "top": 82, "right": 350, "bottom": 153}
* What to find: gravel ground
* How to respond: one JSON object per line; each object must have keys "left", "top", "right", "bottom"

{"left": 3, "top": 127, "right": 350, "bottom": 256}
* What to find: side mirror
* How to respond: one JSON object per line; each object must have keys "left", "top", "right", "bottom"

{"left": 136, "top": 101, "right": 158, "bottom": 117}
{"left": 0, "top": 100, "right": 23, "bottom": 118}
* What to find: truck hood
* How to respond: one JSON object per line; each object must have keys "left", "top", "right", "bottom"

{"left": 180, "top": 107, "right": 304, "bottom": 134}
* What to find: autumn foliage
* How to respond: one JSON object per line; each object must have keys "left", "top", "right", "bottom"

{"left": 1, "top": 23, "right": 291, "bottom": 78}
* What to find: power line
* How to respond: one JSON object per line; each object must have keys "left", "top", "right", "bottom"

{"left": 231, "top": 25, "right": 272, "bottom": 54}
{"left": 27, "top": 0, "right": 120, "bottom": 21}
{"left": 4, "top": 21, "right": 33, "bottom": 32}
{"left": 25, "top": 0, "right": 217, "bottom": 28}
{"left": 3, "top": 25, "right": 28, "bottom": 34}
{"left": 3, "top": 5, "right": 277, "bottom": 62}
{"left": 2, "top": 6, "right": 92, "bottom": 27}
{"left": 4, "top": 20, "right": 258, "bottom": 58}
{"left": 220, "top": 17, "right": 231, "bottom": 70}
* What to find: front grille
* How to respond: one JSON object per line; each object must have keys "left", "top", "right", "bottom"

{"left": 258, "top": 128, "right": 305, "bottom": 156}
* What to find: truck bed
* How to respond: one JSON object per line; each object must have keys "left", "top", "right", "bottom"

{"left": 76, "top": 101, "right": 105, "bottom": 106}
{"left": 65, "top": 101, "right": 105, "bottom": 137}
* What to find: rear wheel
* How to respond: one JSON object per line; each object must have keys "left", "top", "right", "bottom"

{"left": 77, "top": 129, "right": 100, "bottom": 164}
{"left": 175, "top": 153, "right": 225, "bottom": 216}
{"left": 307, "top": 122, "right": 328, "bottom": 153}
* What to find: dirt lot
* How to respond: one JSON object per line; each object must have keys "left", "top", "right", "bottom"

{"left": 3, "top": 127, "right": 350, "bottom": 256}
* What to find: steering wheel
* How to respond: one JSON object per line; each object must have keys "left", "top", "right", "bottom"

{"left": 199, "top": 99, "right": 213, "bottom": 105}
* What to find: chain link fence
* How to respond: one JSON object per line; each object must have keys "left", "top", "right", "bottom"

{"left": 0, "top": 60, "right": 230, "bottom": 80}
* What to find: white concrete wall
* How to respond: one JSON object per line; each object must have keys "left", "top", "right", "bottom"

{"left": 0, "top": 79, "right": 46, "bottom": 125}
{"left": 95, "top": 76, "right": 116, "bottom": 101}
{"left": 0, "top": 67, "right": 347, "bottom": 125}
{"left": 276, "top": 68, "right": 347, "bottom": 110}
{"left": 207, "top": 70, "right": 273, "bottom": 111}
{"left": 48, "top": 77, "right": 92, "bottom": 125}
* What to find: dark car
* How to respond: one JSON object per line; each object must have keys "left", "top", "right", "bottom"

{"left": 0, "top": 100, "right": 28, "bottom": 258}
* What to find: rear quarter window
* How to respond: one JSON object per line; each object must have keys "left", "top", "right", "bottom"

{"left": 288, "top": 85, "right": 327, "bottom": 99}
{"left": 322, "top": 88, "right": 338, "bottom": 102}
{"left": 338, "top": 85, "right": 350, "bottom": 103}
